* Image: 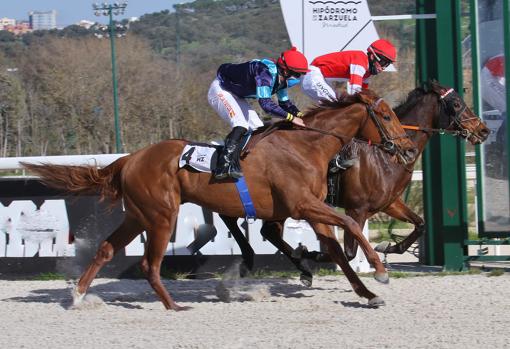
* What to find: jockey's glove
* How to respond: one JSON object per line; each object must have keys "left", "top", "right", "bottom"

{"left": 286, "top": 113, "right": 295, "bottom": 122}
{"left": 296, "top": 112, "right": 304, "bottom": 118}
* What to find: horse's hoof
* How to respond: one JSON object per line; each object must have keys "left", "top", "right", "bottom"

{"left": 368, "top": 296, "right": 385, "bottom": 307}
{"left": 374, "top": 272, "right": 389, "bottom": 284}
{"left": 72, "top": 288, "right": 85, "bottom": 306}
{"left": 300, "top": 273, "right": 313, "bottom": 287}
{"left": 374, "top": 241, "right": 391, "bottom": 253}
{"left": 174, "top": 305, "right": 192, "bottom": 311}
{"left": 239, "top": 262, "right": 250, "bottom": 278}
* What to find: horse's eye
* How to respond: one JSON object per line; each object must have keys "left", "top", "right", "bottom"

{"left": 383, "top": 115, "right": 391, "bottom": 121}
{"left": 454, "top": 102, "right": 461, "bottom": 108}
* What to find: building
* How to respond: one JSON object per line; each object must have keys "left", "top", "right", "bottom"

{"left": 29, "top": 10, "right": 57, "bottom": 30}
{"left": 0, "top": 17, "right": 16, "bottom": 30}
{"left": 4, "top": 22, "right": 32, "bottom": 35}
{"left": 76, "top": 20, "right": 95, "bottom": 29}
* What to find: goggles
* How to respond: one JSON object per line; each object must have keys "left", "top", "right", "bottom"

{"left": 369, "top": 47, "right": 393, "bottom": 68}
{"left": 280, "top": 53, "right": 306, "bottom": 78}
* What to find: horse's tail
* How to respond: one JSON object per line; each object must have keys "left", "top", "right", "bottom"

{"left": 21, "top": 155, "right": 130, "bottom": 202}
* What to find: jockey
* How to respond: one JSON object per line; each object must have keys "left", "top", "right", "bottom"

{"left": 208, "top": 46, "right": 309, "bottom": 180}
{"left": 301, "top": 39, "right": 397, "bottom": 101}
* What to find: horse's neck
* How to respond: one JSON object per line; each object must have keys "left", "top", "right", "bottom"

{"left": 304, "top": 106, "right": 364, "bottom": 156}
{"left": 398, "top": 94, "right": 439, "bottom": 153}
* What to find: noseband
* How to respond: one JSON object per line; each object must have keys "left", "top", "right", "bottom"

{"left": 439, "top": 88, "right": 485, "bottom": 139}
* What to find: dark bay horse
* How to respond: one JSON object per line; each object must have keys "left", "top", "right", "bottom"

{"left": 223, "top": 81, "right": 490, "bottom": 285}
{"left": 23, "top": 90, "right": 415, "bottom": 310}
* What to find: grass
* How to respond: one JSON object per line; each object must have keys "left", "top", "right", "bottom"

{"left": 32, "top": 272, "right": 66, "bottom": 280}
{"left": 354, "top": 269, "right": 482, "bottom": 279}
{"left": 487, "top": 269, "right": 505, "bottom": 277}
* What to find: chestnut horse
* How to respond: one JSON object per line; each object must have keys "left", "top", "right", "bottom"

{"left": 23, "top": 90, "right": 416, "bottom": 310}
{"left": 223, "top": 81, "right": 490, "bottom": 285}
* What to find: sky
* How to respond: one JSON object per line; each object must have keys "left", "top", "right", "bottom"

{"left": 0, "top": 0, "right": 194, "bottom": 27}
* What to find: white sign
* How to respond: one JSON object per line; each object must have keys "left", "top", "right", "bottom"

{"left": 280, "top": 0, "right": 381, "bottom": 61}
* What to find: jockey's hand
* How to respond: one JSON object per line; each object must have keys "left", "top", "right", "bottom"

{"left": 296, "top": 111, "right": 304, "bottom": 118}
{"left": 292, "top": 117, "right": 305, "bottom": 127}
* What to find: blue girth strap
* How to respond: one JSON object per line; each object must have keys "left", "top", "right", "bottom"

{"left": 234, "top": 176, "right": 257, "bottom": 220}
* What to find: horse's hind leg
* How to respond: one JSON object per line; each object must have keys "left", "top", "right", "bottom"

{"left": 310, "top": 223, "right": 384, "bottom": 306}
{"left": 74, "top": 214, "right": 143, "bottom": 302}
{"left": 220, "top": 214, "right": 254, "bottom": 276}
{"left": 375, "top": 198, "right": 425, "bottom": 255}
{"left": 144, "top": 212, "right": 190, "bottom": 311}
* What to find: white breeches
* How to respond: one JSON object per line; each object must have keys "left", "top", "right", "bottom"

{"left": 207, "top": 78, "right": 264, "bottom": 131}
{"left": 301, "top": 65, "right": 337, "bottom": 102}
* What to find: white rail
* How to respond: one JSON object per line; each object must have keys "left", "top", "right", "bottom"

{"left": 0, "top": 155, "right": 477, "bottom": 181}
{"left": 0, "top": 154, "right": 128, "bottom": 170}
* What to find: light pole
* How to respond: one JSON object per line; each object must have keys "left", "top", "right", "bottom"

{"left": 92, "top": 1, "right": 127, "bottom": 153}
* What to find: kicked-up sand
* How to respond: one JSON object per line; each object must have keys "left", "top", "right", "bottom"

{"left": 0, "top": 273, "right": 509, "bottom": 349}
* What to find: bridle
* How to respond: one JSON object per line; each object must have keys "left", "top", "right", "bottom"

{"left": 366, "top": 98, "right": 410, "bottom": 155}
{"left": 402, "top": 88, "right": 486, "bottom": 141}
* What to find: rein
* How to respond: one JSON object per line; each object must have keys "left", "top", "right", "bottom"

{"left": 244, "top": 99, "right": 414, "bottom": 164}
{"left": 400, "top": 88, "right": 483, "bottom": 139}
{"left": 298, "top": 103, "right": 397, "bottom": 150}
{"left": 401, "top": 124, "right": 462, "bottom": 136}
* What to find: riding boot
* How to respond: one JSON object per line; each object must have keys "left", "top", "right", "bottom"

{"left": 214, "top": 126, "right": 246, "bottom": 180}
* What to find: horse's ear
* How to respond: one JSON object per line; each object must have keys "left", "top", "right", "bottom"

{"left": 429, "top": 80, "right": 445, "bottom": 95}
{"left": 422, "top": 80, "right": 430, "bottom": 92}
{"left": 357, "top": 90, "right": 376, "bottom": 105}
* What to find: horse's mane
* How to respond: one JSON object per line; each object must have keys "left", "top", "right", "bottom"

{"left": 305, "top": 89, "right": 380, "bottom": 118}
{"left": 394, "top": 80, "right": 444, "bottom": 117}
{"left": 250, "top": 89, "right": 382, "bottom": 137}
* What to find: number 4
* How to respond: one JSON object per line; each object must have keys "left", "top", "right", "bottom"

{"left": 181, "top": 147, "right": 195, "bottom": 164}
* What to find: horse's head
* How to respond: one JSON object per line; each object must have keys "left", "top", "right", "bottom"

{"left": 429, "top": 81, "right": 490, "bottom": 144}
{"left": 356, "top": 90, "right": 417, "bottom": 164}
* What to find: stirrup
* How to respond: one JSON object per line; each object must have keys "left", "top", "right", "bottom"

{"left": 228, "top": 166, "right": 243, "bottom": 179}
{"left": 214, "top": 164, "right": 230, "bottom": 180}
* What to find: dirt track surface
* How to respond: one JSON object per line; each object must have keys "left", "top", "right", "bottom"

{"left": 1, "top": 274, "right": 509, "bottom": 349}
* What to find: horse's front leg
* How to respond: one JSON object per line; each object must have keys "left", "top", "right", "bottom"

{"left": 374, "top": 198, "right": 425, "bottom": 255}
{"left": 260, "top": 220, "right": 314, "bottom": 287}
{"left": 219, "top": 214, "right": 255, "bottom": 276}
{"left": 343, "top": 209, "right": 370, "bottom": 261}
{"left": 297, "top": 197, "right": 388, "bottom": 284}
{"left": 309, "top": 222, "right": 384, "bottom": 306}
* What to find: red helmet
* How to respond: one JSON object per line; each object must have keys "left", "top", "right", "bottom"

{"left": 368, "top": 39, "right": 397, "bottom": 62}
{"left": 277, "top": 47, "right": 310, "bottom": 74}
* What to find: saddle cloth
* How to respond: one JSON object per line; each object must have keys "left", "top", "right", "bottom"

{"left": 178, "top": 134, "right": 251, "bottom": 173}
{"left": 178, "top": 143, "right": 219, "bottom": 172}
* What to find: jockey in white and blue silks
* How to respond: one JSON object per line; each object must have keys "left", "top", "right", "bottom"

{"left": 208, "top": 47, "right": 310, "bottom": 180}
